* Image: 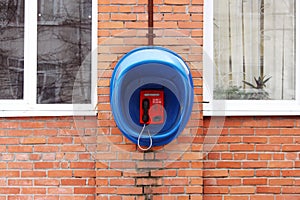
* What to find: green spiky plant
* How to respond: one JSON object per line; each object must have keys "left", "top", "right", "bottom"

{"left": 242, "top": 75, "right": 272, "bottom": 100}
{"left": 243, "top": 75, "right": 271, "bottom": 89}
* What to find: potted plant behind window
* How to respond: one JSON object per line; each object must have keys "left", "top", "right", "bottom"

{"left": 242, "top": 75, "right": 271, "bottom": 100}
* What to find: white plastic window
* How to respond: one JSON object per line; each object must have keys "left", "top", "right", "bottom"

{"left": 0, "top": 0, "right": 97, "bottom": 117}
{"left": 204, "top": 0, "right": 300, "bottom": 116}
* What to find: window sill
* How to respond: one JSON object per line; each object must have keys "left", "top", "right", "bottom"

{"left": 204, "top": 100, "right": 300, "bottom": 116}
{"left": 0, "top": 103, "right": 97, "bottom": 117}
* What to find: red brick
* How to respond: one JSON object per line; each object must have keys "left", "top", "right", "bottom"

{"left": 48, "top": 137, "right": 72, "bottom": 144}
{"left": 144, "top": 186, "right": 169, "bottom": 194}
{"left": 48, "top": 170, "right": 72, "bottom": 177}
{"left": 110, "top": 162, "right": 136, "bottom": 169}
{"left": 7, "top": 146, "right": 32, "bottom": 153}
{"left": 33, "top": 129, "right": 57, "bottom": 136}
{"left": 21, "top": 188, "right": 46, "bottom": 194}
{"left": 164, "top": 162, "right": 190, "bottom": 169}
{"left": 34, "top": 146, "right": 59, "bottom": 152}
{"left": 0, "top": 122, "right": 19, "bottom": 129}
{"left": 255, "top": 129, "right": 280, "bottom": 135}
{"left": 191, "top": 178, "right": 203, "bottom": 185}
{"left": 182, "top": 152, "right": 203, "bottom": 160}
{"left": 48, "top": 188, "right": 73, "bottom": 194}
{"left": 282, "top": 170, "right": 300, "bottom": 177}
{"left": 204, "top": 186, "right": 228, "bottom": 194}
{"left": 282, "top": 187, "right": 300, "bottom": 194}
{"left": 111, "top": 0, "right": 136, "bottom": 4}
{"left": 243, "top": 162, "right": 268, "bottom": 168}
{"left": 99, "top": 22, "right": 124, "bottom": 29}
{"left": 0, "top": 188, "right": 20, "bottom": 194}
{"left": 282, "top": 145, "right": 300, "bottom": 152}
{"left": 269, "top": 119, "right": 295, "bottom": 127}
{"left": 97, "top": 170, "right": 122, "bottom": 177}
{"left": 61, "top": 145, "right": 86, "bottom": 152}
{"left": 7, "top": 196, "right": 31, "bottom": 200}
{"left": 202, "top": 197, "right": 222, "bottom": 200}
{"left": 192, "top": 0, "right": 204, "bottom": 4}
{"left": 137, "top": 162, "right": 163, "bottom": 169}
{"left": 173, "top": 6, "right": 187, "bottom": 13}
{"left": 111, "top": 14, "right": 137, "bottom": 21}
{"left": 178, "top": 170, "right": 202, "bottom": 177}
{"left": 116, "top": 188, "right": 142, "bottom": 195}
{"left": 21, "top": 171, "right": 46, "bottom": 177}
{"left": 164, "top": 0, "right": 189, "bottom": 4}
{"left": 243, "top": 178, "right": 267, "bottom": 185}
{"left": 8, "top": 179, "right": 32, "bottom": 186}
{"left": 216, "top": 162, "right": 241, "bottom": 169}
{"left": 151, "top": 170, "right": 177, "bottom": 177}
{"left": 136, "top": 178, "right": 162, "bottom": 186}
{"left": 203, "top": 170, "right": 228, "bottom": 177}
{"left": 270, "top": 137, "right": 293, "bottom": 144}
{"left": 217, "top": 179, "right": 241, "bottom": 186}
{"left": 243, "top": 137, "right": 267, "bottom": 144}
{"left": 0, "top": 138, "right": 19, "bottom": 144}
{"left": 74, "top": 170, "right": 96, "bottom": 177}
{"left": 256, "top": 170, "right": 280, "bottom": 177}
{"left": 46, "top": 121, "right": 71, "bottom": 128}
{"left": 0, "top": 170, "right": 19, "bottom": 177}
{"left": 224, "top": 196, "right": 248, "bottom": 200}
{"left": 230, "top": 144, "right": 255, "bottom": 152}
{"left": 70, "top": 162, "right": 95, "bottom": 169}
{"left": 256, "top": 145, "right": 281, "bottom": 152}
{"left": 8, "top": 162, "right": 33, "bottom": 169}
{"left": 192, "top": 14, "right": 203, "bottom": 21}
{"left": 164, "top": 14, "right": 190, "bottom": 21}
{"left": 20, "top": 122, "right": 45, "bottom": 128}
{"left": 110, "top": 178, "right": 135, "bottom": 186}
{"left": 170, "top": 186, "right": 185, "bottom": 194}
{"left": 257, "top": 186, "right": 281, "bottom": 194}
{"left": 60, "top": 179, "right": 86, "bottom": 186}
{"left": 163, "top": 178, "right": 189, "bottom": 186}
{"left": 74, "top": 188, "right": 95, "bottom": 194}
{"left": 250, "top": 197, "right": 274, "bottom": 200}
{"left": 34, "top": 162, "right": 59, "bottom": 169}
{"left": 230, "top": 187, "right": 255, "bottom": 194}
{"left": 32, "top": 179, "right": 57, "bottom": 187}
{"left": 97, "top": 187, "right": 116, "bottom": 194}
{"left": 269, "top": 161, "right": 293, "bottom": 168}
{"left": 99, "top": 6, "right": 119, "bottom": 13}
{"left": 281, "top": 128, "right": 300, "bottom": 135}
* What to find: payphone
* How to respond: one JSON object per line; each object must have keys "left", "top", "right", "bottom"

{"left": 140, "top": 90, "right": 164, "bottom": 125}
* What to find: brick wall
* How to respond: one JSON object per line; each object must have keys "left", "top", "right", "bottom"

{"left": 97, "top": 0, "right": 203, "bottom": 199}
{"left": 203, "top": 117, "right": 300, "bottom": 200}
{"left": 0, "top": 116, "right": 96, "bottom": 199}
{"left": 0, "top": 0, "right": 299, "bottom": 200}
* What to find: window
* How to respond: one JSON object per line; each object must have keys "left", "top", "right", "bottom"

{"left": 204, "top": 0, "right": 300, "bottom": 115}
{"left": 0, "top": 0, "right": 97, "bottom": 116}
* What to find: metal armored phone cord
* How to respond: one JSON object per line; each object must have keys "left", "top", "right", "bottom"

{"left": 137, "top": 124, "right": 153, "bottom": 151}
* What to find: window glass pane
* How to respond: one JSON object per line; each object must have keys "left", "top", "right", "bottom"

{"left": 0, "top": 0, "right": 24, "bottom": 99}
{"left": 37, "top": 0, "right": 92, "bottom": 104}
{"left": 213, "top": 0, "right": 296, "bottom": 100}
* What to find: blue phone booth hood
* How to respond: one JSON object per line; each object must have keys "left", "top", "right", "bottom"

{"left": 110, "top": 46, "right": 194, "bottom": 147}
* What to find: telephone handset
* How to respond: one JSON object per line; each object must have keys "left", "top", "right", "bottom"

{"left": 140, "top": 90, "right": 164, "bottom": 125}
{"left": 142, "top": 98, "right": 150, "bottom": 123}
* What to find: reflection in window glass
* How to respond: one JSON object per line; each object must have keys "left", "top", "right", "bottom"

{"left": 213, "top": 0, "right": 296, "bottom": 100}
{"left": 37, "top": 0, "right": 92, "bottom": 104}
{"left": 0, "top": 0, "right": 24, "bottom": 99}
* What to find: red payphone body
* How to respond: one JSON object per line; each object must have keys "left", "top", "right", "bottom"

{"left": 140, "top": 90, "right": 164, "bottom": 125}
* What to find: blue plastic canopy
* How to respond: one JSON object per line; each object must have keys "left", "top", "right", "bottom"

{"left": 110, "top": 46, "right": 194, "bottom": 147}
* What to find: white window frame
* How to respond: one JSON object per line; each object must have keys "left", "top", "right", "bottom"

{"left": 203, "top": 0, "right": 300, "bottom": 116}
{"left": 0, "top": 0, "right": 97, "bottom": 117}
